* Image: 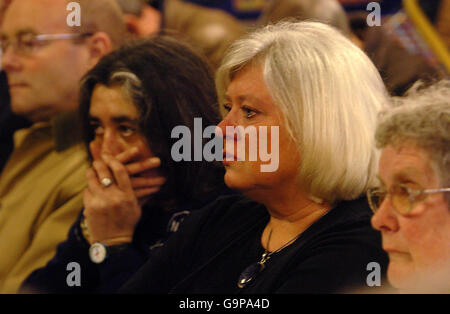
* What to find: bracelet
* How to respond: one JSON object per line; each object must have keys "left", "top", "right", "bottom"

{"left": 101, "top": 236, "right": 133, "bottom": 246}
{"left": 80, "top": 216, "right": 90, "bottom": 243}
{"left": 80, "top": 217, "right": 132, "bottom": 245}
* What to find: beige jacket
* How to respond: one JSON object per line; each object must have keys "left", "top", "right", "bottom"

{"left": 0, "top": 112, "right": 89, "bottom": 293}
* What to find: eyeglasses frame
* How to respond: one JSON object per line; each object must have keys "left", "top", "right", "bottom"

{"left": 367, "top": 184, "right": 450, "bottom": 215}
{"left": 0, "top": 32, "right": 94, "bottom": 56}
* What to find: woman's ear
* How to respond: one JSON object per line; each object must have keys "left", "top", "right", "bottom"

{"left": 86, "top": 32, "right": 113, "bottom": 68}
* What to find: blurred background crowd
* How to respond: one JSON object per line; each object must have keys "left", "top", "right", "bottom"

{"left": 1, "top": 0, "right": 449, "bottom": 169}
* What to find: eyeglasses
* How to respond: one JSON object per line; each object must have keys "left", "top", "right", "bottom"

{"left": 367, "top": 184, "right": 450, "bottom": 215}
{"left": 0, "top": 32, "right": 93, "bottom": 56}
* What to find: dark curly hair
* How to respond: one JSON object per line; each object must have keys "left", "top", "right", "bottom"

{"left": 79, "top": 35, "right": 225, "bottom": 210}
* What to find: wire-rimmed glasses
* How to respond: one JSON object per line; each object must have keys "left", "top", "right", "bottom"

{"left": 0, "top": 32, "right": 93, "bottom": 56}
{"left": 367, "top": 184, "right": 450, "bottom": 215}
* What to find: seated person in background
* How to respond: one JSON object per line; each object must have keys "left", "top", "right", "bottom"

{"left": 0, "top": 0, "right": 126, "bottom": 293}
{"left": 363, "top": 4, "right": 447, "bottom": 96}
{"left": 368, "top": 80, "right": 450, "bottom": 293}
{"left": 115, "top": 0, "right": 161, "bottom": 36}
{"left": 119, "top": 21, "right": 389, "bottom": 294}
{"left": 114, "top": 0, "right": 247, "bottom": 72}
{"left": 0, "top": 71, "right": 30, "bottom": 172}
{"left": 0, "top": 0, "right": 30, "bottom": 172}
{"left": 257, "top": 0, "right": 364, "bottom": 48}
{"left": 21, "top": 36, "right": 226, "bottom": 293}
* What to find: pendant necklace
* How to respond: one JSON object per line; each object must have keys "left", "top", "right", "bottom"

{"left": 237, "top": 209, "right": 329, "bottom": 289}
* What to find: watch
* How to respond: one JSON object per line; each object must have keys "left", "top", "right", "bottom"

{"left": 89, "top": 242, "right": 131, "bottom": 264}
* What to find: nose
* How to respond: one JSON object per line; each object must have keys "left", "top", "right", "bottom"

{"left": 100, "top": 129, "right": 127, "bottom": 156}
{"left": 1, "top": 45, "right": 22, "bottom": 72}
{"left": 217, "top": 113, "right": 230, "bottom": 137}
{"left": 371, "top": 196, "right": 399, "bottom": 233}
{"left": 216, "top": 111, "right": 239, "bottom": 141}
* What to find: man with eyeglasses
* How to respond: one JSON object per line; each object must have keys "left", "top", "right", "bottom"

{"left": 0, "top": 0, "right": 30, "bottom": 173}
{"left": 367, "top": 80, "right": 450, "bottom": 293}
{"left": 0, "top": 0, "right": 126, "bottom": 293}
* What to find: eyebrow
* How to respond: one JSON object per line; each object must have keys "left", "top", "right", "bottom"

{"left": 88, "top": 115, "right": 139, "bottom": 124}
{"left": 16, "top": 29, "right": 38, "bottom": 36}
{"left": 224, "top": 94, "right": 266, "bottom": 106}
{"left": 394, "top": 168, "right": 426, "bottom": 182}
{"left": 5, "top": 28, "right": 37, "bottom": 36}
{"left": 0, "top": 29, "right": 37, "bottom": 39}
{"left": 378, "top": 168, "right": 427, "bottom": 186}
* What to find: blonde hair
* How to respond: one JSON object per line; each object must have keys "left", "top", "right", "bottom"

{"left": 216, "top": 21, "right": 389, "bottom": 204}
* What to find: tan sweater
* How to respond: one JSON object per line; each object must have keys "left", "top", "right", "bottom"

{"left": 0, "top": 112, "right": 89, "bottom": 293}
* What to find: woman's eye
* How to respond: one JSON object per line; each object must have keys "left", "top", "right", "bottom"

{"left": 222, "top": 103, "right": 232, "bottom": 112}
{"left": 119, "top": 125, "right": 136, "bottom": 137}
{"left": 393, "top": 184, "right": 411, "bottom": 198}
{"left": 243, "top": 107, "right": 257, "bottom": 119}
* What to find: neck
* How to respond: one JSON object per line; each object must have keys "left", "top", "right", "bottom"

{"left": 254, "top": 183, "right": 331, "bottom": 252}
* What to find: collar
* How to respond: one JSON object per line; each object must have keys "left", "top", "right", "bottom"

{"left": 51, "top": 110, "right": 84, "bottom": 152}
{"left": 12, "top": 111, "right": 83, "bottom": 152}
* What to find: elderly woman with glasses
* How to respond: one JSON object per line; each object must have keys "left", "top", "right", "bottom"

{"left": 120, "top": 21, "right": 390, "bottom": 294}
{"left": 369, "top": 80, "right": 450, "bottom": 293}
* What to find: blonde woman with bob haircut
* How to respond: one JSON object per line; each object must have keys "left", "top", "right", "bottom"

{"left": 120, "top": 21, "right": 390, "bottom": 294}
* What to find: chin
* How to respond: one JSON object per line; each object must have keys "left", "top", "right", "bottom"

{"left": 223, "top": 169, "right": 255, "bottom": 192}
{"left": 223, "top": 171, "right": 245, "bottom": 191}
{"left": 11, "top": 99, "right": 32, "bottom": 114}
{"left": 387, "top": 261, "right": 418, "bottom": 291}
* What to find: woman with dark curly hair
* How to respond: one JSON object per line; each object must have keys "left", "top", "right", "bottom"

{"left": 20, "top": 36, "right": 226, "bottom": 293}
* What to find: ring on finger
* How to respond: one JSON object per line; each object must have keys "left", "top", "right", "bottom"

{"left": 101, "top": 177, "right": 113, "bottom": 188}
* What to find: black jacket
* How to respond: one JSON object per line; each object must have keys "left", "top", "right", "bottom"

{"left": 120, "top": 194, "right": 389, "bottom": 294}
{"left": 21, "top": 203, "right": 193, "bottom": 294}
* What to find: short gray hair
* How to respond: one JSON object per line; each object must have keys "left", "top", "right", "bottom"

{"left": 376, "top": 80, "right": 450, "bottom": 190}
{"left": 216, "top": 21, "right": 389, "bottom": 204}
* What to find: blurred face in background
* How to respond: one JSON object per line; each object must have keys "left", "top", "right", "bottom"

{"left": 1, "top": 0, "right": 93, "bottom": 122}
{"left": 371, "top": 144, "right": 450, "bottom": 292}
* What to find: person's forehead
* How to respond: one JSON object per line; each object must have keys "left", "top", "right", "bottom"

{"left": 2, "top": 0, "right": 69, "bottom": 35}
{"left": 380, "top": 144, "right": 437, "bottom": 185}
{"left": 227, "top": 65, "right": 274, "bottom": 108}
{"left": 89, "top": 84, "right": 140, "bottom": 119}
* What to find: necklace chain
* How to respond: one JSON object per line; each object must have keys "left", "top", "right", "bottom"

{"left": 258, "top": 229, "right": 301, "bottom": 266}
{"left": 237, "top": 209, "right": 329, "bottom": 289}
{"left": 259, "top": 208, "right": 329, "bottom": 267}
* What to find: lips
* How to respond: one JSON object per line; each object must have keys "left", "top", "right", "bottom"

{"left": 8, "top": 82, "right": 28, "bottom": 89}
{"left": 383, "top": 246, "right": 410, "bottom": 257}
{"left": 222, "top": 151, "right": 235, "bottom": 165}
{"left": 383, "top": 247, "right": 403, "bottom": 253}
